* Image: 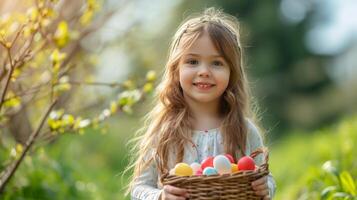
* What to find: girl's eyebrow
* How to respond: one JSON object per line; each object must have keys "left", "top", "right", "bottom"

{"left": 185, "top": 53, "right": 223, "bottom": 58}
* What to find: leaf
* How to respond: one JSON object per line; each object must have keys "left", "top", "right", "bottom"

{"left": 62, "top": 114, "right": 75, "bottom": 126}
{"left": 122, "top": 105, "right": 133, "bottom": 114}
{"left": 16, "top": 144, "right": 23, "bottom": 154}
{"left": 122, "top": 80, "right": 135, "bottom": 90}
{"left": 54, "top": 21, "right": 69, "bottom": 48}
{"left": 321, "top": 186, "right": 337, "bottom": 199}
{"left": 110, "top": 101, "right": 117, "bottom": 113}
{"left": 0, "top": 29, "right": 6, "bottom": 36}
{"left": 53, "top": 83, "right": 71, "bottom": 93}
{"left": 27, "top": 7, "right": 39, "bottom": 21}
{"left": 11, "top": 68, "right": 21, "bottom": 82}
{"left": 4, "top": 96, "right": 21, "bottom": 108}
{"left": 332, "top": 192, "right": 351, "bottom": 199}
{"left": 50, "top": 49, "right": 66, "bottom": 64}
{"left": 117, "top": 90, "right": 141, "bottom": 106}
{"left": 143, "top": 82, "right": 153, "bottom": 93}
{"left": 322, "top": 160, "right": 339, "bottom": 177}
{"left": 340, "top": 171, "right": 357, "bottom": 196}
{"left": 146, "top": 70, "right": 156, "bottom": 82}
{"left": 78, "top": 119, "right": 91, "bottom": 128}
{"left": 80, "top": 0, "right": 100, "bottom": 25}
{"left": 80, "top": 10, "right": 94, "bottom": 26}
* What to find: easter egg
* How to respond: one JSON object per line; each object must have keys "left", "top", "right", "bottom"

{"left": 237, "top": 156, "right": 255, "bottom": 171}
{"left": 174, "top": 163, "right": 193, "bottom": 176}
{"left": 213, "top": 155, "right": 232, "bottom": 174}
{"left": 201, "top": 156, "right": 214, "bottom": 170}
{"left": 169, "top": 168, "right": 175, "bottom": 175}
{"left": 190, "top": 162, "right": 202, "bottom": 174}
{"left": 231, "top": 163, "right": 238, "bottom": 173}
{"left": 203, "top": 167, "right": 218, "bottom": 176}
{"left": 195, "top": 168, "right": 203, "bottom": 175}
{"left": 224, "top": 154, "right": 235, "bottom": 163}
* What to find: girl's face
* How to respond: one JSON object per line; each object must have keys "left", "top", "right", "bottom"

{"left": 178, "top": 32, "right": 230, "bottom": 105}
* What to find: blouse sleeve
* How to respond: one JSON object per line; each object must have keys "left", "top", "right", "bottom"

{"left": 130, "top": 154, "right": 162, "bottom": 200}
{"left": 246, "top": 119, "right": 277, "bottom": 199}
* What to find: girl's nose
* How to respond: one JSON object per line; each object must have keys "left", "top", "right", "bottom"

{"left": 198, "top": 64, "right": 211, "bottom": 77}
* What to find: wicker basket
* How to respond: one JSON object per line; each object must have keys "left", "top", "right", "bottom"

{"left": 161, "top": 148, "right": 269, "bottom": 200}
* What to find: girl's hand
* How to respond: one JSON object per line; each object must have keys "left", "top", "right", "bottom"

{"left": 251, "top": 176, "right": 270, "bottom": 200}
{"left": 160, "top": 185, "right": 189, "bottom": 200}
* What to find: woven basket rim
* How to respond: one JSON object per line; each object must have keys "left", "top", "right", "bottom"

{"left": 161, "top": 147, "right": 269, "bottom": 184}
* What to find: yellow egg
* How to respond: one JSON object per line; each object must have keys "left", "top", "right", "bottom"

{"left": 174, "top": 163, "right": 193, "bottom": 176}
{"left": 231, "top": 163, "right": 239, "bottom": 173}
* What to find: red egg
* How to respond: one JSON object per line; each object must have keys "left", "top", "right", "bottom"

{"left": 201, "top": 156, "right": 214, "bottom": 170}
{"left": 237, "top": 156, "right": 255, "bottom": 171}
{"left": 224, "top": 154, "right": 235, "bottom": 163}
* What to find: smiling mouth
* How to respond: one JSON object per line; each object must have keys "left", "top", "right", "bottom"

{"left": 193, "top": 83, "right": 216, "bottom": 89}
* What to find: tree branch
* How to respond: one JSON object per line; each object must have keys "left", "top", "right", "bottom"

{"left": 0, "top": 99, "right": 58, "bottom": 193}
{"left": 0, "top": 48, "right": 16, "bottom": 111}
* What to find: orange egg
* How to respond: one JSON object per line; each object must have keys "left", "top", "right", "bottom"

{"left": 231, "top": 163, "right": 239, "bottom": 173}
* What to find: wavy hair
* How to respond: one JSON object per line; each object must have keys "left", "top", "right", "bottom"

{"left": 125, "top": 7, "right": 260, "bottom": 194}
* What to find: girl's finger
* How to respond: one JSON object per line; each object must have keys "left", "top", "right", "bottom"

{"left": 163, "top": 185, "right": 188, "bottom": 197}
{"left": 252, "top": 183, "right": 268, "bottom": 191}
{"left": 252, "top": 176, "right": 267, "bottom": 187}
{"left": 255, "top": 189, "right": 269, "bottom": 196}
{"left": 165, "top": 193, "right": 186, "bottom": 200}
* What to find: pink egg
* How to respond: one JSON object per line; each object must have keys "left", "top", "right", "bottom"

{"left": 224, "top": 154, "right": 235, "bottom": 163}
{"left": 190, "top": 162, "right": 202, "bottom": 174}
{"left": 195, "top": 168, "right": 203, "bottom": 175}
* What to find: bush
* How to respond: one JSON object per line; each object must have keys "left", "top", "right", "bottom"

{"left": 271, "top": 115, "right": 357, "bottom": 200}
{"left": 0, "top": 116, "right": 137, "bottom": 200}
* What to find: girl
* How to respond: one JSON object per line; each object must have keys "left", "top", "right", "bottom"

{"left": 126, "top": 7, "right": 276, "bottom": 200}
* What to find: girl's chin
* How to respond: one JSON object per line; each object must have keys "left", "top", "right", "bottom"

{"left": 183, "top": 92, "right": 221, "bottom": 103}
{"left": 190, "top": 96, "right": 221, "bottom": 104}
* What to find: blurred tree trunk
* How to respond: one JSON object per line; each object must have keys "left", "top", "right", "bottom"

{"left": 8, "top": 107, "right": 32, "bottom": 144}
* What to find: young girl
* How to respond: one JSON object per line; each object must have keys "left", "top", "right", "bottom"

{"left": 126, "top": 7, "right": 276, "bottom": 200}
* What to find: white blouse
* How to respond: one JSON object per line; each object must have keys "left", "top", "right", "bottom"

{"left": 131, "top": 119, "right": 277, "bottom": 199}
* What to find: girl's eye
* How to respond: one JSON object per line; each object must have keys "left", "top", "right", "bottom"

{"left": 186, "top": 59, "right": 199, "bottom": 65}
{"left": 212, "top": 60, "right": 223, "bottom": 66}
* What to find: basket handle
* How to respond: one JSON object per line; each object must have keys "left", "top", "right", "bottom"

{"left": 249, "top": 147, "right": 269, "bottom": 171}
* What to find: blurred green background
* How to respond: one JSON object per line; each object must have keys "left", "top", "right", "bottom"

{"left": 1, "top": 0, "right": 357, "bottom": 199}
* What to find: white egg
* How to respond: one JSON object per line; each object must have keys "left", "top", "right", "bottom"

{"left": 190, "top": 162, "right": 201, "bottom": 173}
{"left": 169, "top": 168, "right": 175, "bottom": 175}
{"left": 213, "top": 155, "right": 232, "bottom": 174}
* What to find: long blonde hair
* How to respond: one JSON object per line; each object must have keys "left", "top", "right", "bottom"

{"left": 125, "top": 7, "right": 259, "bottom": 194}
